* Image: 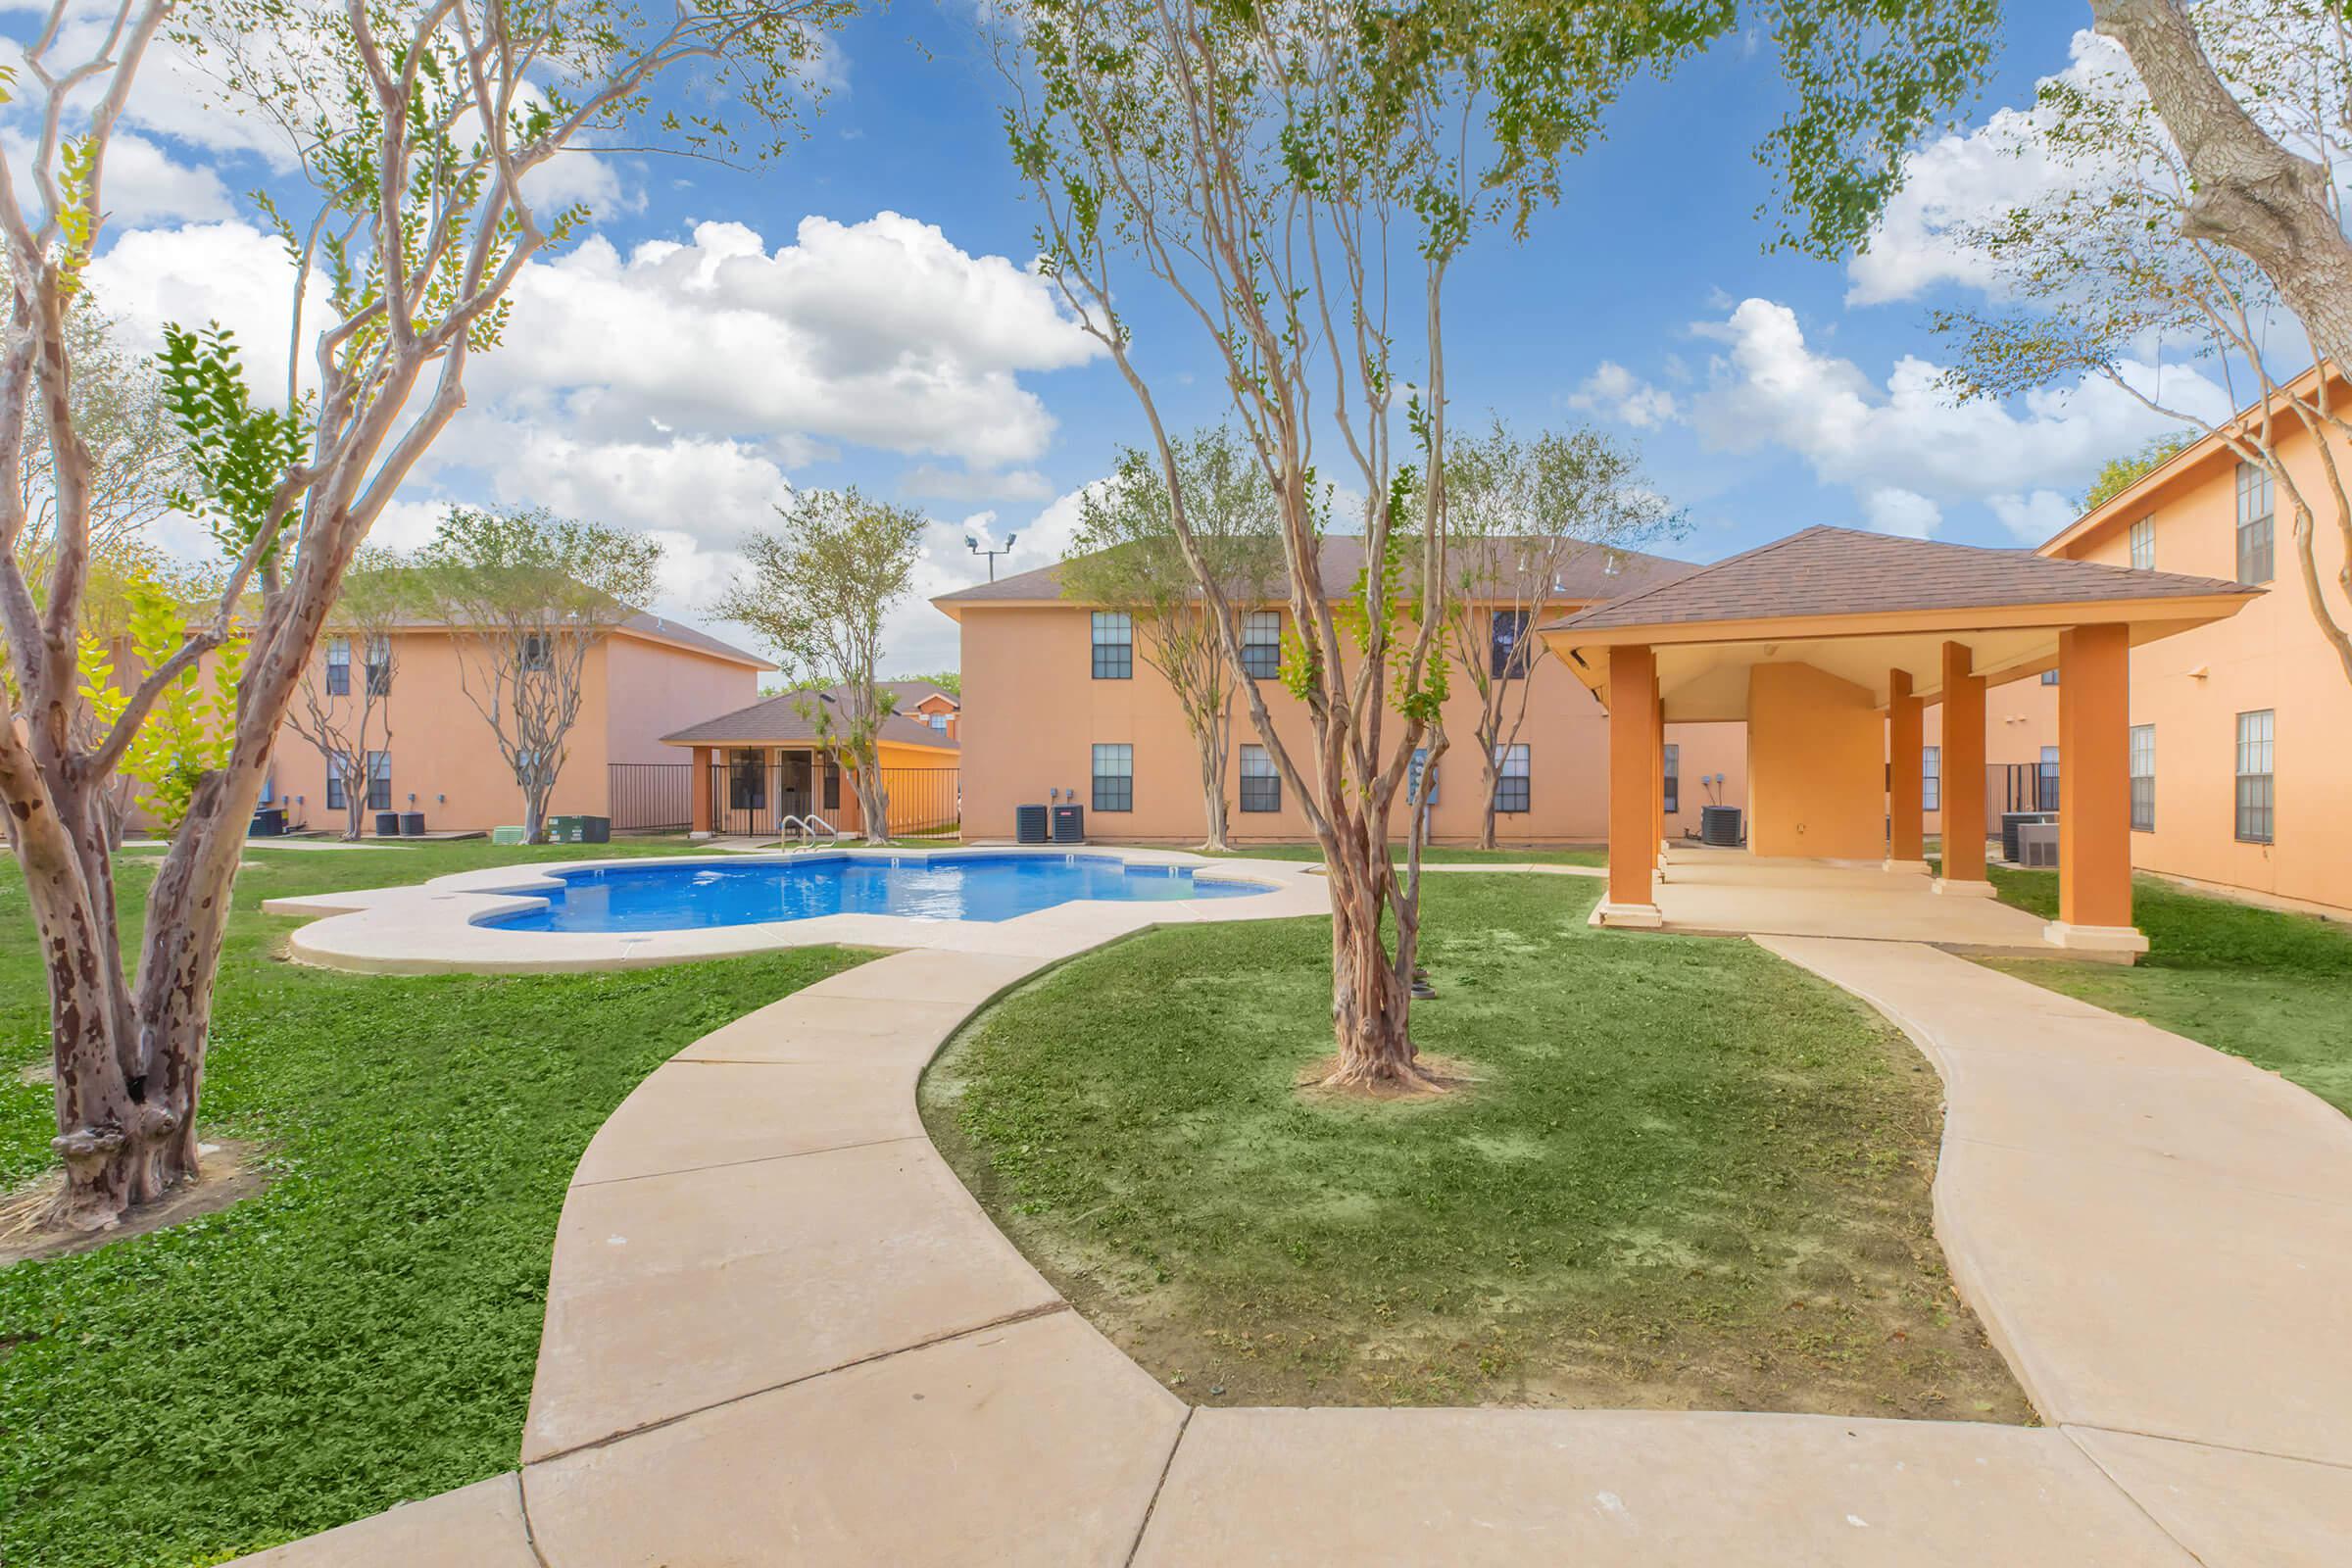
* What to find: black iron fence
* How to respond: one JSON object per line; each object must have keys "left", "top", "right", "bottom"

{"left": 882, "top": 767, "right": 960, "bottom": 838}
{"left": 1986, "top": 760, "right": 2059, "bottom": 835}
{"left": 608, "top": 762, "right": 694, "bottom": 832}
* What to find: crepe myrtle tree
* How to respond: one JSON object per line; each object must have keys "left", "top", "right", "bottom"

{"left": 417, "top": 508, "right": 662, "bottom": 841}
{"left": 0, "top": 0, "right": 847, "bottom": 1230}
{"left": 1062, "top": 428, "right": 1281, "bottom": 853}
{"left": 285, "top": 547, "right": 416, "bottom": 840}
{"left": 1435, "top": 419, "right": 1682, "bottom": 851}
{"left": 1930, "top": 3, "right": 2352, "bottom": 682}
{"left": 1004, "top": 0, "right": 1985, "bottom": 1090}
{"left": 712, "top": 488, "right": 925, "bottom": 842}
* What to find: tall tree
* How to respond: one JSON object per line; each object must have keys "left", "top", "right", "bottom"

{"left": 1062, "top": 428, "right": 1280, "bottom": 853}
{"left": 285, "top": 548, "right": 415, "bottom": 840}
{"left": 14, "top": 288, "right": 184, "bottom": 579}
{"left": 712, "top": 488, "right": 924, "bottom": 842}
{"left": 1438, "top": 420, "right": 1681, "bottom": 851}
{"left": 2087, "top": 1, "right": 2352, "bottom": 392}
{"left": 1929, "top": 7, "right": 2352, "bottom": 681}
{"left": 416, "top": 509, "right": 662, "bottom": 841}
{"left": 2082, "top": 431, "right": 2194, "bottom": 513}
{"left": 0, "top": 0, "right": 846, "bottom": 1229}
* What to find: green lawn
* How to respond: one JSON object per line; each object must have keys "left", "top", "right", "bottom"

{"left": 1981, "top": 868, "right": 2352, "bottom": 1115}
{"left": 922, "top": 873, "right": 2025, "bottom": 1421}
{"left": 1, "top": 839, "right": 868, "bottom": 1568}
{"left": 1170, "top": 842, "right": 1608, "bottom": 867}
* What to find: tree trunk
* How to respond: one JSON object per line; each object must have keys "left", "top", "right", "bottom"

{"left": 1320, "top": 846, "right": 1422, "bottom": 1087}
{"left": 2094, "top": 0, "right": 2352, "bottom": 385}
{"left": 1198, "top": 736, "right": 1230, "bottom": 853}
{"left": 855, "top": 767, "right": 890, "bottom": 845}
{"left": 524, "top": 779, "right": 552, "bottom": 844}
{"left": 344, "top": 787, "right": 365, "bottom": 842}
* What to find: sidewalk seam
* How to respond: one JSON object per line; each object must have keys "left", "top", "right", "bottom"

{"left": 567, "top": 1133, "right": 926, "bottom": 1191}
{"left": 522, "top": 1299, "right": 1072, "bottom": 1468}
{"left": 2055, "top": 1426, "right": 2212, "bottom": 1568}
{"left": 514, "top": 1471, "right": 555, "bottom": 1568}
{"left": 1123, "top": 1405, "right": 1195, "bottom": 1567}
{"left": 2065, "top": 1421, "right": 2352, "bottom": 1472}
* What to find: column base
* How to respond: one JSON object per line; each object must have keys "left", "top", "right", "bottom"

{"left": 1934, "top": 878, "right": 1995, "bottom": 898}
{"left": 689, "top": 830, "right": 715, "bottom": 840}
{"left": 2043, "top": 921, "right": 2149, "bottom": 959}
{"left": 1590, "top": 901, "right": 1665, "bottom": 930}
{"left": 1883, "top": 858, "right": 1931, "bottom": 875}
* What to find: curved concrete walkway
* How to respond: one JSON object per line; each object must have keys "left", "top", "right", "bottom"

{"left": 236, "top": 879, "right": 2352, "bottom": 1566}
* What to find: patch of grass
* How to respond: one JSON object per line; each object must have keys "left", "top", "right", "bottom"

{"left": 922, "top": 874, "right": 2024, "bottom": 1422}
{"left": 1167, "top": 842, "right": 1608, "bottom": 867}
{"left": 0, "top": 839, "right": 866, "bottom": 1567}
{"left": 1982, "top": 868, "right": 2352, "bottom": 1115}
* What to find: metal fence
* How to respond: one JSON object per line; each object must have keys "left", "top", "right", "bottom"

{"left": 1985, "top": 760, "right": 2059, "bottom": 834}
{"left": 608, "top": 762, "right": 693, "bottom": 832}
{"left": 880, "top": 767, "right": 960, "bottom": 837}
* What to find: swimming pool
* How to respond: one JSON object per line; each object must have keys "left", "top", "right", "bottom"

{"left": 480, "top": 852, "right": 1272, "bottom": 933}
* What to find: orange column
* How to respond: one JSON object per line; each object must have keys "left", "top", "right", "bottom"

{"left": 2055, "top": 622, "right": 2139, "bottom": 946}
{"left": 1886, "top": 669, "right": 1925, "bottom": 867}
{"left": 1604, "top": 645, "right": 1662, "bottom": 924}
{"left": 1936, "top": 641, "right": 1989, "bottom": 893}
{"left": 690, "top": 746, "right": 713, "bottom": 836}
{"left": 1651, "top": 679, "right": 1667, "bottom": 865}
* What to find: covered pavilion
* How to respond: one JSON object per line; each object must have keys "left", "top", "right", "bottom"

{"left": 1542, "top": 526, "right": 2260, "bottom": 958}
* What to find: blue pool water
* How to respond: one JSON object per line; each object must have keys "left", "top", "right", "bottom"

{"left": 481, "top": 853, "right": 1270, "bottom": 933}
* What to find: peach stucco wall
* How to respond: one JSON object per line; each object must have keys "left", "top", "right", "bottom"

{"left": 1744, "top": 662, "right": 1886, "bottom": 859}
{"left": 956, "top": 603, "right": 1744, "bottom": 845}
{"left": 2050, "top": 420, "right": 2352, "bottom": 914}
{"left": 261, "top": 630, "right": 758, "bottom": 833}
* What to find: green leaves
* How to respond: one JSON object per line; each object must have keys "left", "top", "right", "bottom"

{"left": 157, "top": 322, "right": 311, "bottom": 566}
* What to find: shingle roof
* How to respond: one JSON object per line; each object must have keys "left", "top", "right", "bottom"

{"left": 661, "top": 685, "right": 959, "bottom": 750}
{"left": 1547, "top": 525, "right": 2256, "bottom": 636}
{"left": 614, "top": 611, "right": 771, "bottom": 668}
{"left": 933, "top": 535, "right": 1699, "bottom": 607}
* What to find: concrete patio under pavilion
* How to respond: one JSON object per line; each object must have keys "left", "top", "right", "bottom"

{"left": 1543, "top": 526, "right": 2261, "bottom": 958}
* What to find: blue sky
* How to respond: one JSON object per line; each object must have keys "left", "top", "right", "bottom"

{"left": 12, "top": 4, "right": 2208, "bottom": 671}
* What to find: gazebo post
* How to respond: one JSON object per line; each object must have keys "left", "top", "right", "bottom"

{"left": 690, "top": 746, "right": 713, "bottom": 838}
{"left": 1934, "top": 640, "right": 1993, "bottom": 897}
{"left": 1598, "top": 644, "right": 1664, "bottom": 928}
{"left": 1651, "top": 677, "right": 1667, "bottom": 872}
{"left": 2048, "top": 623, "right": 2148, "bottom": 957}
{"left": 1886, "top": 669, "right": 1926, "bottom": 872}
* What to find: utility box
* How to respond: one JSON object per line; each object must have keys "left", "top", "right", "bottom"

{"left": 2018, "top": 821, "right": 2060, "bottom": 869}
{"left": 249, "top": 807, "right": 286, "bottom": 838}
{"left": 2001, "top": 810, "right": 2057, "bottom": 864}
{"left": 492, "top": 825, "right": 529, "bottom": 846}
{"left": 1015, "top": 804, "right": 1050, "bottom": 844}
{"left": 547, "top": 815, "right": 611, "bottom": 844}
{"left": 399, "top": 811, "right": 426, "bottom": 837}
{"left": 1051, "top": 805, "right": 1086, "bottom": 845}
{"left": 1699, "top": 806, "right": 1742, "bottom": 848}
{"left": 374, "top": 811, "right": 401, "bottom": 838}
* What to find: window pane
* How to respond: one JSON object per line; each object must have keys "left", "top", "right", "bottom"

{"left": 1493, "top": 743, "right": 1530, "bottom": 814}
{"left": 2130, "top": 517, "right": 2154, "bottom": 571}
{"left": 1091, "top": 612, "right": 1132, "bottom": 679}
{"left": 2129, "top": 724, "right": 2154, "bottom": 832}
{"left": 1092, "top": 742, "right": 1133, "bottom": 811}
{"left": 366, "top": 751, "right": 392, "bottom": 811}
{"left": 1660, "top": 741, "right": 1678, "bottom": 813}
{"left": 2237, "top": 464, "right": 2275, "bottom": 584}
{"left": 1240, "top": 612, "right": 1282, "bottom": 679}
{"left": 1238, "top": 743, "right": 1280, "bottom": 812}
{"left": 1408, "top": 747, "right": 1438, "bottom": 807}
{"left": 1490, "top": 608, "right": 1530, "bottom": 678}
{"left": 2234, "top": 710, "right": 2274, "bottom": 842}
{"left": 1922, "top": 745, "right": 1939, "bottom": 811}
{"left": 325, "top": 636, "right": 350, "bottom": 696}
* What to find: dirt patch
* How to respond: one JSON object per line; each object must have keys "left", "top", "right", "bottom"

{"left": 0, "top": 1140, "right": 271, "bottom": 1267}
{"left": 1293, "top": 1051, "right": 1480, "bottom": 1103}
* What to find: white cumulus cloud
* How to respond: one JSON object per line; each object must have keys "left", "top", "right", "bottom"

{"left": 1568, "top": 360, "right": 1680, "bottom": 429}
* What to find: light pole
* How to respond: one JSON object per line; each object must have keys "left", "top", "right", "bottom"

{"left": 967, "top": 532, "right": 1017, "bottom": 582}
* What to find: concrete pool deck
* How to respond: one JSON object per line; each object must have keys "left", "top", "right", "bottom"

{"left": 261, "top": 845, "right": 1330, "bottom": 974}
{"left": 236, "top": 865, "right": 2352, "bottom": 1565}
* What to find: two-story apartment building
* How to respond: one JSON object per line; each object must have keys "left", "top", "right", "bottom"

{"left": 937, "top": 539, "right": 1745, "bottom": 846}
{"left": 261, "top": 610, "right": 771, "bottom": 834}
{"left": 2037, "top": 375, "right": 2352, "bottom": 917}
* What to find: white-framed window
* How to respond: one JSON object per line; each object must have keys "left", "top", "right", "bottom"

{"left": 1490, "top": 608, "right": 1530, "bottom": 678}
{"left": 2236, "top": 462, "right": 2275, "bottom": 584}
{"left": 1092, "top": 742, "right": 1134, "bottom": 811}
{"left": 1240, "top": 611, "right": 1282, "bottom": 679}
{"left": 2041, "top": 668, "right": 2060, "bottom": 686}
{"left": 366, "top": 750, "right": 393, "bottom": 811}
{"left": 1494, "top": 743, "right": 1530, "bottom": 814}
{"left": 2234, "top": 710, "right": 2274, "bottom": 843}
{"left": 1660, "top": 742, "right": 1678, "bottom": 813}
{"left": 926, "top": 711, "right": 949, "bottom": 731}
{"left": 2130, "top": 724, "right": 2155, "bottom": 833}
{"left": 1091, "top": 612, "right": 1132, "bottom": 679}
{"left": 365, "top": 634, "right": 391, "bottom": 696}
{"left": 1238, "top": 743, "right": 1279, "bottom": 812}
{"left": 325, "top": 749, "right": 350, "bottom": 810}
{"left": 1408, "top": 747, "right": 1438, "bottom": 808}
{"left": 324, "top": 636, "right": 352, "bottom": 696}
{"left": 1922, "top": 745, "right": 1940, "bottom": 812}
{"left": 519, "top": 631, "right": 553, "bottom": 671}
{"left": 2129, "top": 516, "right": 2154, "bottom": 570}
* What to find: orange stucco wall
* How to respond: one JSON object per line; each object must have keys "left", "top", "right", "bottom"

{"left": 254, "top": 629, "right": 759, "bottom": 833}
{"left": 1744, "top": 662, "right": 1886, "bottom": 860}
{"left": 955, "top": 603, "right": 1745, "bottom": 845}
{"left": 2048, "top": 420, "right": 2352, "bottom": 915}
